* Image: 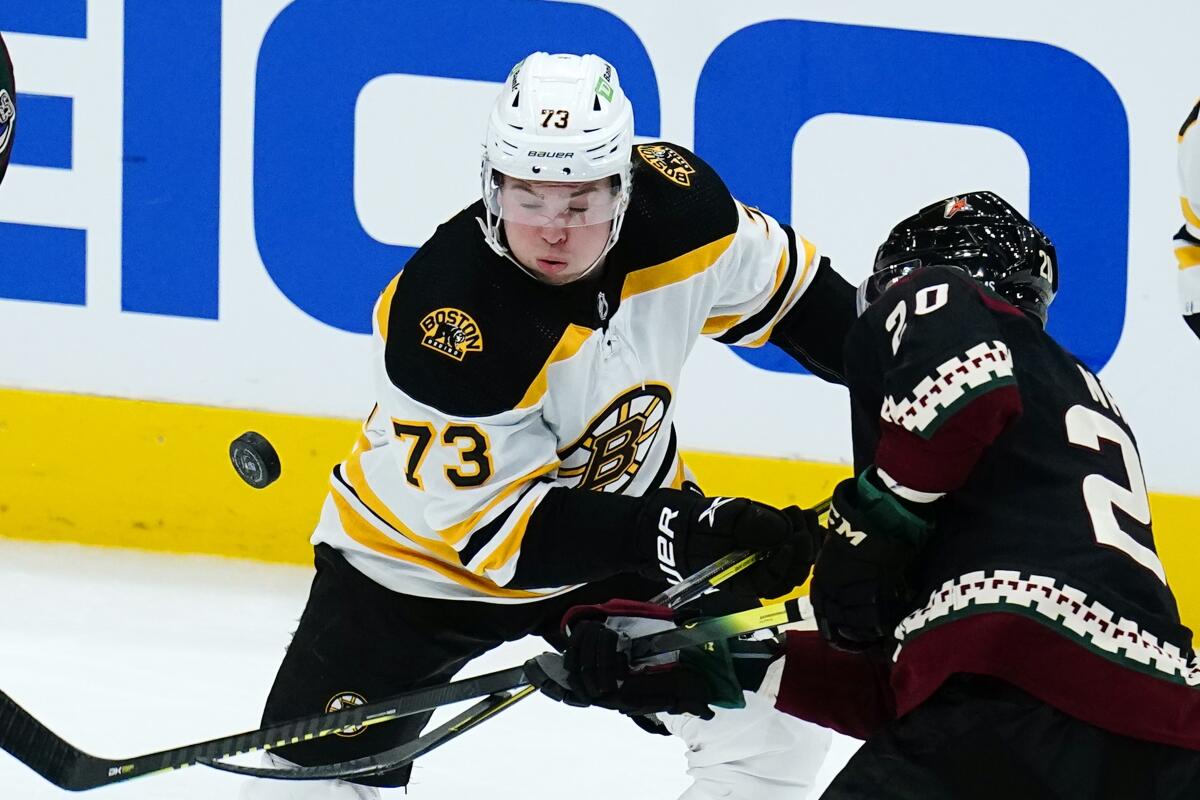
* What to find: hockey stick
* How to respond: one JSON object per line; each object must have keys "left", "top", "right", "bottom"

{"left": 0, "top": 665, "right": 531, "bottom": 792}
{"left": 204, "top": 497, "right": 831, "bottom": 782}
{"left": 0, "top": 550, "right": 751, "bottom": 791}
{"left": 0, "top": 498, "right": 826, "bottom": 790}
{"left": 202, "top": 598, "right": 809, "bottom": 781}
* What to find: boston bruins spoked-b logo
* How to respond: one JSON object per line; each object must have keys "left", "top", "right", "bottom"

{"left": 326, "top": 691, "right": 368, "bottom": 738}
{"left": 419, "top": 307, "right": 483, "bottom": 362}
{"left": 558, "top": 384, "right": 672, "bottom": 492}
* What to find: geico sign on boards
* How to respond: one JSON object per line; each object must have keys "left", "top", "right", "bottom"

{"left": 0, "top": 2, "right": 1126, "bottom": 372}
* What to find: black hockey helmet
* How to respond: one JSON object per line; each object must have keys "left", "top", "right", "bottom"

{"left": 0, "top": 32, "right": 14, "bottom": 187}
{"left": 862, "top": 191, "right": 1058, "bottom": 325}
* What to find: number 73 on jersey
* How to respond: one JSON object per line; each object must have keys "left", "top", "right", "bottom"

{"left": 391, "top": 420, "right": 494, "bottom": 490}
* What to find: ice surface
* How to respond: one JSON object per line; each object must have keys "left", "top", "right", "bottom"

{"left": 0, "top": 540, "right": 858, "bottom": 798}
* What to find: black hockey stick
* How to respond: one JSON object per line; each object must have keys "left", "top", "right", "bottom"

{"left": 0, "top": 664, "right": 530, "bottom": 792}
{"left": 0, "top": 497, "right": 826, "bottom": 790}
{"left": 201, "top": 598, "right": 808, "bottom": 781}
{"left": 202, "top": 489, "right": 830, "bottom": 783}
{"left": 202, "top": 497, "right": 830, "bottom": 782}
{"left": 0, "top": 556, "right": 752, "bottom": 791}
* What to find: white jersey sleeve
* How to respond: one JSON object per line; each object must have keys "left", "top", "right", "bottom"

{"left": 701, "top": 201, "right": 824, "bottom": 347}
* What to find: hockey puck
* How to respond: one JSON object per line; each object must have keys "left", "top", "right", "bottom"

{"left": 229, "top": 431, "right": 281, "bottom": 489}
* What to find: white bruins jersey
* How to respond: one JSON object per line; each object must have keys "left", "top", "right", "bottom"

{"left": 1176, "top": 98, "right": 1200, "bottom": 315}
{"left": 311, "top": 142, "right": 828, "bottom": 603}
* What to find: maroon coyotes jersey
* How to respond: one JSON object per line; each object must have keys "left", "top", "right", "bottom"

{"left": 842, "top": 265, "right": 1199, "bottom": 750}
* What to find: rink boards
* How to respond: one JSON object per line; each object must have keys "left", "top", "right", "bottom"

{"left": 1, "top": 385, "right": 1197, "bottom": 631}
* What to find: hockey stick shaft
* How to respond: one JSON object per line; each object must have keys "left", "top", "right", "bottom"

{"left": 0, "top": 665, "right": 528, "bottom": 791}
{"left": 0, "top": 546, "right": 739, "bottom": 791}
{"left": 198, "top": 495, "right": 830, "bottom": 784}
{"left": 204, "top": 597, "right": 808, "bottom": 782}
{"left": 2, "top": 496, "right": 827, "bottom": 790}
{"left": 198, "top": 538, "right": 769, "bottom": 781}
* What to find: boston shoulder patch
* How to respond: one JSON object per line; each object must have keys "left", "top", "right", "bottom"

{"left": 419, "top": 307, "right": 483, "bottom": 362}
{"left": 636, "top": 144, "right": 697, "bottom": 188}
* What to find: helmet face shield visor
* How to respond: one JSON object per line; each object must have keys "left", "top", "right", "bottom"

{"left": 485, "top": 172, "right": 623, "bottom": 229}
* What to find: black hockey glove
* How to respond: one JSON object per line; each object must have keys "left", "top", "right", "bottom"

{"left": 810, "top": 470, "right": 933, "bottom": 653}
{"left": 524, "top": 599, "right": 744, "bottom": 719}
{"left": 637, "top": 489, "right": 821, "bottom": 598}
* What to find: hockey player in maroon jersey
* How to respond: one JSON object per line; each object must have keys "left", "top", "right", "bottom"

{"left": 0, "top": 32, "right": 16, "bottom": 187}
{"left": 547, "top": 192, "right": 1200, "bottom": 798}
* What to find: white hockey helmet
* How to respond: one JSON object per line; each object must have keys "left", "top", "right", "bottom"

{"left": 480, "top": 52, "right": 635, "bottom": 275}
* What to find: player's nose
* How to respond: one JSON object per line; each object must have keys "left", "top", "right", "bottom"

{"left": 539, "top": 224, "right": 567, "bottom": 244}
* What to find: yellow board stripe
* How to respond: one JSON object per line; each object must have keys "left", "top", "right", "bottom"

{"left": 516, "top": 325, "right": 594, "bottom": 410}
{"left": 1, "top": 386, "right": 1199, "bottom": 630}
{"left": 621, "top": 234, "right": 736, "bottom": 301}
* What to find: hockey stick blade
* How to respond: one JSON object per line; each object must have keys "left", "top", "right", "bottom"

{"left": 0, "top": 665, "right": 527, "bottom": 791}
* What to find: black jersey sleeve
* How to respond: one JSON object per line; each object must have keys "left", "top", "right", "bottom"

{"left": 768, "top": 256, "right": 857, "bottom": 384}
{"left": 845, "top": 266, "right": 1025, "bottom": 497}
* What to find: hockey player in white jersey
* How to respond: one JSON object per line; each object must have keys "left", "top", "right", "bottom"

{"left": 1176, "top": 98, "right": 1200, "bottom": 340}
{"left": 241, "top": 52, "right": 857, "bottom": 799}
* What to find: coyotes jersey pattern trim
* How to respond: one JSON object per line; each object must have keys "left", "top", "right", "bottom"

{"left": 881, "top": 341, "right": 1014, "bottom": 438}
{"left": 894, "top": 570, "right": 1200, "bottom": 687}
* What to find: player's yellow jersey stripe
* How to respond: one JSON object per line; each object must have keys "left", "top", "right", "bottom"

{"left": 330, "top": 491, "right": 545, "bottom": 599}
{"left": 621, "top": 234, "right": 736, "bottom": 301}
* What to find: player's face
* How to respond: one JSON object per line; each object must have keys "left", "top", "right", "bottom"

{"left": 499, "top": 178, "right": 617, "bottom": 285}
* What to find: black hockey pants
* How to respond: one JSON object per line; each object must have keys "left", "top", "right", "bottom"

{"left": 258, "top": 543, "right": 672, "bottom": 788}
